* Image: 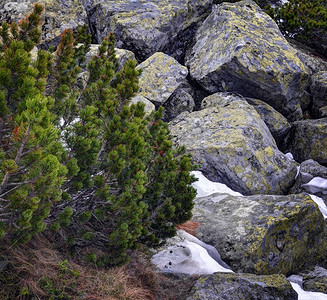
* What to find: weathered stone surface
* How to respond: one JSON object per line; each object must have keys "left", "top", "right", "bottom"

{"left": 0, "top": 0, "right": 87, "bottom": 47}
{"left": 186, "top": 273, "right": 297, "bottom": 300}
{"left": 311, "top": 72, "right": 327, "bottom": 117}
{"left": 290, "top": 159, "right": 327, "bottom": 197}
{"left": 163, "top": 89, "right": 195, "bottom": 122}
{"left": 130, "top": 95, "right": 155, "bottom": 115}
{"left": 85, "top": 0, "right": 213, "bottom": 61}
{"left": 245, "top": 98, "right": 291, "bottom": 149}
{"left": 169, "top": 93, "right": 297, "bottom": 195}
{"left": 289, "top": 38, "right": 327, "bottom": 76}
{"left": 302, "top": 266, "right": 327, "bottom": 293}
{"left": 185, "top": 0, "right": 309, "bottom": 120}
{"left": 136, "top": 52, "right": 188, "bottom": 106}
{"left": 288, "top": 118, "right": 327, "bottom": 164}
{"left": 192, "top": 193, "right": 327, "bottom": 275}
{"left": 84, "top": 44, "right": 136, "bottom": 68}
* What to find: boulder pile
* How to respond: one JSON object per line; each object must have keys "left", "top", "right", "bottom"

{"left": 2, "top": 0, "right": 327, "bottom": 298}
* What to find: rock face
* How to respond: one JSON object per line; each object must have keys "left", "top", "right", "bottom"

{"left": 288, "top": 118, "right": 327, "bottom": 164}
{"left": 302, "top": 266, "right": 327, "bottom": 293}
{"left": 85, "top": 0, "right": 213, "bottom": 61}
{"left": 84, "top": 44, "right": 136, "bottom": 68}
{"left": 311, "top": 72, "right": 327, "bottom": 117}
{"left": 192, "top": 193, "right": 327, "bottom": 275}
{"left": 290, "top": 159, "right": 327, "bottom": 197}
{"left": 185, "top": 0, "right": 309, "bottom": 120}
{"left": 163, "top": 89, "right": 195, "bottom": 121}
{"left": 169, "top": 93, "right": 297, "bottom": 195}
{"left": 186, "top": 273, "right": 298, "bottom": 300}
{"left": 136, "top": 52, "right": 188, "bottom": 106}
{"left": 245, "top": 98, "right": 291, "bottom": 150}
{"left": 0, "top": 0, "right": 87, "bottom": 47}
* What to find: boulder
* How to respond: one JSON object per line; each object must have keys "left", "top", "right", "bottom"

{"left": 311, "top": 72, "right": 327, "bottom": 117}
{"left": 85, "top": 0, "right": 213, "bottom": 61}
{"left": 169, "top": 93, "right": 297, "bottom": 195}
{"left": 0, "top": 0, "right": 87, "bottom": 47}
{"left": 192, "top": 193, "right": 327, "bottom": 275}
{"left": 130, "top": 95, "right": 155, "bottom": 115}
{"left": 245, "top": 98, "right": 291, "bottom": 150}
{"left": 290, "top": 159, "right": 327, "bottom": 198}
{"left": 301, "top": 266, "right": 327, "bottom": 293}
{"left": 163, "top": 89, "right": 195, "bottom": 121}
{"left": 288, "top": 38, "right": 327, "bottom": 76}
{"left": 84, "top": 44, "right": 136, "bottom": 69}
{"left": 185, "top": 0, "right": 309, "bottom": 120}
{"left": 136, "top": 52, "right": 188, "bottom": 106}
{"left": 186, "top": 273, "right": 297, "bottom": 300}
{"left": 288, "top": 118, "right": 327, "bottom": 164}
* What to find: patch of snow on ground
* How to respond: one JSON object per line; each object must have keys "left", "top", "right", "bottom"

{"left": 310, "top": 195, "right": 327, "bottom": 219}
{"left": 191, "top": 171, "right": 243, "bottom": 197}
{"left": 151, "top": 230, "right": 233, "bottom": 275}
{"left": 303, "top": 177, "right": 327, "bottom": 194}
{"left": 290, "top": 282, "right": 327, "bottom": 300}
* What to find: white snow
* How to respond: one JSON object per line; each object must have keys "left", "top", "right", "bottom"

{"left": 151, "top": 230, "right": 233, "bottom": 275}
{"left": 191, "top": 171, "right": 243, "bottom": 197}
{"left": 303, "top": 177, "right": 327, "bottom": 195}
{"left": 310, "top": 195, "right": 327, "bottom": 219}
{"left": 152, "top": 170, "right": 327, "bottom": 297}
{"left": 290, "top": 282, "right": 327, "bottom": 300}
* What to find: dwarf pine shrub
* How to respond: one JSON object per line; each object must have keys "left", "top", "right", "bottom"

{"left": 0, "top": 3, "right": 196, "bottom": 265}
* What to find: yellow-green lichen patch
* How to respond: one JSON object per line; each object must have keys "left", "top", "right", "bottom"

{"left": 135, "top": 52, "right": 188, "bottom": 104}
{"left": 185, "top": 0, "right": 309, "bottom": 116}
{"left": 245, "top": 195, "right": 327, "bottom": 275}
{"left": 170, "top": 93, "right": 297, "bottom": 195}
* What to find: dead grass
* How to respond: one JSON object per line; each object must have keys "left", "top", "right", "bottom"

{"left": 176, "top": 220, "right": 200, "bottom": 236}
{"left": 0, "top": 235, "right": 169, "bottom": 299}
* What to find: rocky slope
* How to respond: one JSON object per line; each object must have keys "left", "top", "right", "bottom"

{"left": 2, "top": 0, "right": 327, "bottom": 298}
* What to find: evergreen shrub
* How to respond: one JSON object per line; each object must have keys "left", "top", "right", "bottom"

{"left": 0, "top": 4, "right": 196, "bottom": 265}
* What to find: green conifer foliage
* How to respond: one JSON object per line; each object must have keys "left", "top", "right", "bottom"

{"left": 56, "top": 33, "right": 196, "bottom": 265}
{"left": 0, "top": 4, "right": 196, "bottom": 265}
{"left": 266, "top": 0, "right": 327, "bottom": 46}
{"left": 0, "top": 4, "right": 67, "bottom": 244}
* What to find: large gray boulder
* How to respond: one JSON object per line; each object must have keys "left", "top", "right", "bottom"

{"left": 290, "top": 159, "right": 327, "bottom": 198}
{"left": 85, "top": 0, "right": 213, "bottom": 61}
{"left": 185, "top": 0, "right": 309, "bottom": 120}
{"left": 192, "top": 193, "right": 327, "bottom": 275}
{"left": 0, "top": 0, "right": 87, "bottom": 47}
{"left": 288, "top": 118, "right": 327, "bottom": 164}
{"left": 311, "top": 72, "right": 327, "bottom": 117}
{"left": 163, "top": 89, "right": 195, "bottom": 121}
{"left": 186, "top": 273, "right": 297, "bottom": 300}
{"left": 136, "top": 52, "right": 188, "bottom": 106}
{"left": 169, "top": 93, "right": 297, "bottom": 195}
{"left": 245, "top": 98, "right": 291, "bottom": 150}
{"left": 301, "top": 266, "right": 327, "bottom": 293}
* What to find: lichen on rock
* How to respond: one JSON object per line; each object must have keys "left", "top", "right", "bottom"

{"left": 185, "top": 0, "right": 309, "bottom": 120}
{"left": 192, "top": 193, "right": 327, "bottom": 276}
{"left": 169, "top": 92, "right": 297, "bottom": 195}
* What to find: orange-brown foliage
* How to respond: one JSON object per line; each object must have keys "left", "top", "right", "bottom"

{"left": 176, "top": 220, "right": 200, "bottom": 237}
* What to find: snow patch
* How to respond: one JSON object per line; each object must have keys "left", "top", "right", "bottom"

{"left": 151, "top": 230, "right": 233, "bottom": 275}
{"left": 191, "top": 171, "right": 243, "bottom": 197}
{"left": 290, "top": 282, "right": 327, "bottom": 300}
{"left": 303, "top": 177, "right": 327, "bottom": 194}
{"left": 310, "top": 195, "right": 327, "bottom": 219}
